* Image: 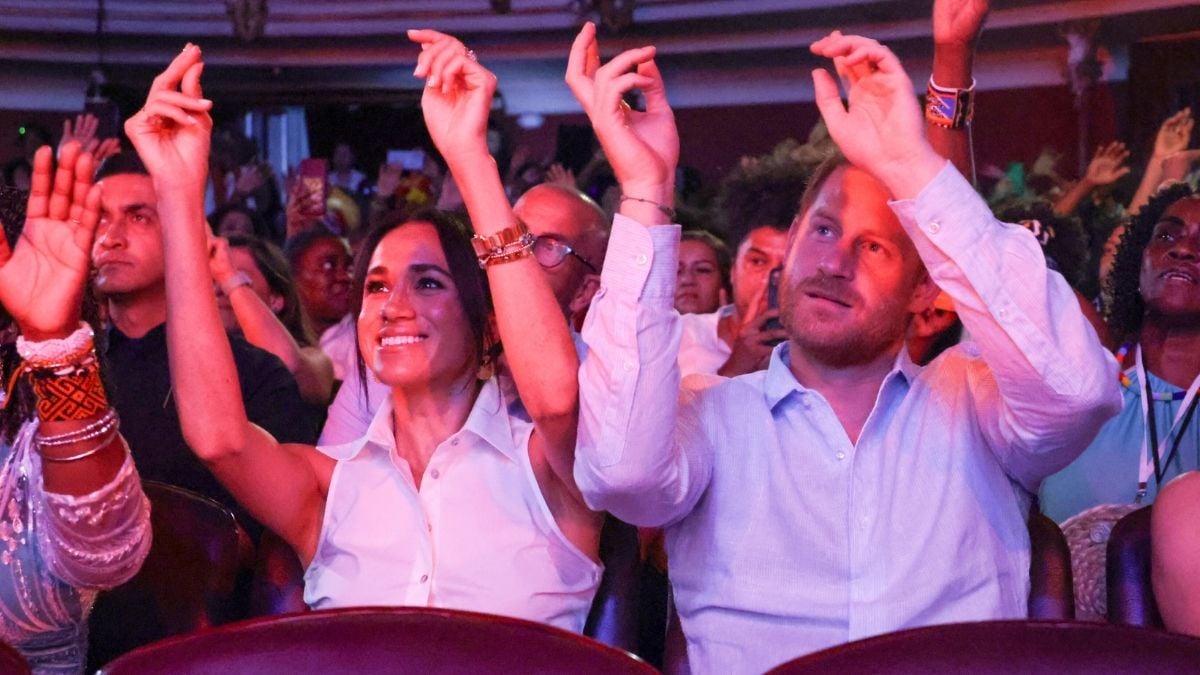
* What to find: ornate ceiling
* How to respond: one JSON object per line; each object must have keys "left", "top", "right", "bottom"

{"left": 0, "top": 0, "right": 1197, "bottom": 113}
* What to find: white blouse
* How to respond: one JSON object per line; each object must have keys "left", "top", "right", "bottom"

{"left": 305, "top": 377, "right": 601, "bottom": 632}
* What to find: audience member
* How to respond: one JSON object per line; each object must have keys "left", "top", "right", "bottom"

{"left": 569, "top": 19, "right": 1119, "bottom": 674}
{"left": 211, "top": 235, "right": 335, "bottom": 408}
{"left": 1130, "top": 109, "right": 1193, "bottom": 215}
{"left": 0, "top": 147, "right": 150, "bottom": 673}
{"left": 1041, "top": 183, "right": 1200, "bottom": 524}
{"left": 329, "top": 141, "right": 366, "bottom": 195}
{"left": 1152, "top": 470, "right": 1200, "bottom": 637}
{"left": 136, "top": 38, "right": 604, "bottom": 631}
{"left": 92, "top": 151, "right": 316, "bottom": 540}
{"left": 209, "top": 202, "right": 270, "bottom": 240}
{"left": 675, "top": 230, "right": 730, "bottom": 315}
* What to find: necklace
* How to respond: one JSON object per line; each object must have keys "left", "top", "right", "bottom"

{"left": 1115, "top": 343, "right": 1186, "bottom": 401}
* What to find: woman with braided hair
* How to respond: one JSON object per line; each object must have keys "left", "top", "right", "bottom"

{"left": 0, "top": 145, "right": 151, "bottom": 673}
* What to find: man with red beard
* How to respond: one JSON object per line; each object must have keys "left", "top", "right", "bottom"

{"left": 568, "top": 24, "right": 1121, "bottom": 675}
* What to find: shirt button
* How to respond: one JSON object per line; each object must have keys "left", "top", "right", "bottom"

{"left": 623, "top": 361, "right": 634, "bottom": 372}
{"left": 419, "top": 574, "right": 429, "bottom": 583}
{"left": 836, "top": 451, "right": 846, "bottom": 461}
{"left": 927, "top": 221, "right": 941, "bottom": 234}
{"left": 635, "top": 254, "right": 648, "bottom": 265}
{"left": 997, "top": 307, "right": 1008, "bottom": 320}
{"left": 430, "top": 469, "right": 440, "bottom": 479}
{"left": 450, "top": 438, "right": 459, "bottom": 446}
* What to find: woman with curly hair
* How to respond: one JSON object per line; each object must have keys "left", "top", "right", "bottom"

{"left": 1040, "top": 181, "right": 1200, "bottom": 559}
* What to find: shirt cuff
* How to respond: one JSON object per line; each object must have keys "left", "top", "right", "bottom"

{"left": 602, "top": 214, "right": 681, "bottom": 305}
{"left": 888, "top": 160, "right": 997, "bottom": 260}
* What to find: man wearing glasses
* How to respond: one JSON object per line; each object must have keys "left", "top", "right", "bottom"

{"left": 318, "top": 182, "right": 608, "bottom": 445}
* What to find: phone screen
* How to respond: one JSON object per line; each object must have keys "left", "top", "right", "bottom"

{"left": 764, "top": 267, "right": 784, "bottom": 343}
{"left": 298, "top": 158, "right": 328, "bottom": 216}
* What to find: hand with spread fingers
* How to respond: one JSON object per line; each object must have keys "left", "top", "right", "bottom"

{"left": 0, "top": 142, "right": 101, "bottom": 341}
{"left": 409, "top": 29, "right": 495, "bottom": 163}
{"left": 810, "top": 32, "right": 943, "bottom": 199}
{"left": 124, "top": 43, "right": 214, "bottom": 193}
{"left": 565, "top": 21, "right": 679, "bottom": 212}
{"left": 1083, "top": 141, "right": 1132, "bottom": 187}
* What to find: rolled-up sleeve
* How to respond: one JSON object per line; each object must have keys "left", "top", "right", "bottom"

{"left": 889, "top": 162, "right": 1122, "bottom": 490}
{"left": 575, "top": 215, "right": 712, "bottom": 527}
{"left": 35, "top": 442, "right": 152, "bottom": 590}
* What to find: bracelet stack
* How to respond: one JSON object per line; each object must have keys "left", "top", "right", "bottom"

{"left": 15, "top": 324, "right": 119, "bottom": 461}
{"left": 925, "top": 77, "right": 975, "bottom": 130}
{"left": 471, "top": 219, "right": 536, "bottom": 269}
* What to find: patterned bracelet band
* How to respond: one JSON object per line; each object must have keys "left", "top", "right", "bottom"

{"left": 925, "top": 77, "right": 976, "bottom": 130}
{"left": 28, "top": 353, "right": 109, "bottom": 423}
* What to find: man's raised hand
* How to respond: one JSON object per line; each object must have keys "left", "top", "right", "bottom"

{"left": 810, "top": 32, "right": 943, "bottom": 199}
{"left": 565, "top": 21, "right": 678, "bottom": 216}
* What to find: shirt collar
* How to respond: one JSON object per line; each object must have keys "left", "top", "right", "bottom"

{"left": 328, "top": 376, "right": 518, "bottom": 463}
{"left": 763, "top": 342, "right": 922, "bottom": 410}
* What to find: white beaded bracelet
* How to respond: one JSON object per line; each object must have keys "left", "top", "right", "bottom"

{"left": 16, "top": 323, "right": 94, "bottom": 365}
{"left": 36, "top": 409, "right": 120, "bottom": 448}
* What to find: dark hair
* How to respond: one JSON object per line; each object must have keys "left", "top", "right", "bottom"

{"left": 283, "top": 227, "right": 344, "bottom": 270}
{"left": 994, "top": 200, "right": 1090, "bottom": 291}
{"left": 351, "top": 208, "right": 494, "bottom": 403}
{"left": 716, "top": 140, "right": 825, "bottom": 248}
{"left": 210, "top": 204, "right": 271, "bottom": 241}
{"left": 681, "top": 229, "right": 732, "bottom": 298}
{"left": 226, "top": 235, "right": 317, "bottom": 348}
{"left": 1107, "top": 182, "right": 1199, "bottom": 343}
{"left": 95, "top": 152, "right": 149, "bottom": 181}
{"left": 2, "top": 159, "right": 31, "bottom": 188}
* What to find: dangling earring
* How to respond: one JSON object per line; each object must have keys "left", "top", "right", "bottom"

{"left": 477, "top": 352, "right": 495, "bottom": 382}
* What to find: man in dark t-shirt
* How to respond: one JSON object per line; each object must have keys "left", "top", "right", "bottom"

{"left": 93, "top": 153, "right": 316, "bottom": 539}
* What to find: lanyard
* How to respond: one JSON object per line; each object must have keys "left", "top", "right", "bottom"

{"left": 1133, "top": 344, "right": 1200, "bottom": 502}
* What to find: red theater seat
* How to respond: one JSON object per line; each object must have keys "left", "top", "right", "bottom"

{"left": 86, "top": 482, "right": 253, "bottom": 670}
{"left": 98, "top": 607, "right": 657, "bottom": 674}
{"left": 767, "top": 620, "right": 1200, "bottom": 674}
{"left": 0, "top": 639, "right": 30, "bottom": 675}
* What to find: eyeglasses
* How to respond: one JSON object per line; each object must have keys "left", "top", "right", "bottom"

{"left": 532, "top": 236, "right": 598, "bottom": 274}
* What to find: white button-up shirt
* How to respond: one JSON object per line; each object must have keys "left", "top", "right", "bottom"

{"left": 306, "top": 377, "right": 602, "bottom": 632}
{"left": 575, "top": 163, "right": 1121, "bottom": 674}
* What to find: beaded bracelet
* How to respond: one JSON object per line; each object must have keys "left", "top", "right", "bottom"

{"left": 36, "top": 409, "right": 119, "bottom": 448}
{"left": 16, "top": 323, "right": 94, "bottom": 366}
{"left": 37, "top": 429, "right": 118, "bottom": 463}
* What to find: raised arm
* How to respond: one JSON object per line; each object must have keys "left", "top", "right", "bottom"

{"left": 812, "top": 33, "right": 1121, "bottom": 488}
{"left": 0, "top": 143, "right": 150, "bottom": 587}
{"left": 1053, "top": 141, "right": 1131, "bottom": 216}
{"left": 566, "top": 23, "right": 709, "bottom": 527}
{"left": 209, "top": 236, "right": 334, "bottom": 406}
{"left": 125, "top": 46, "right": 331, "bottom": 562}
{"left": 410, "top": 30, "right": 589, "bottom": 506}
{"left": 1130, "top": 108, "right": 1193, "bottom": 214}
{"left": 927, "top": 0, "right": 988, "bottom": 182}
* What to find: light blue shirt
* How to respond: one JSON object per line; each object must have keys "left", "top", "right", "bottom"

{"left": 575, "top": 162, "right": 1122, "bottom": 674}
{"left": 1041, "top": 367, "right": 1200, "bottom": 522}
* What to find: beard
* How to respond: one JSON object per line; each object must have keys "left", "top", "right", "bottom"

{"left": 782, "top": 274, "right": 911, "bottom": 368}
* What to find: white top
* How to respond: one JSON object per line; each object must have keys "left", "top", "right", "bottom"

{"left": 678, "top": 308, "right": 731, "bottom": 377}
{"left": 319, "top": 314, "right": 358, "bottom": 383}
{"left": 305, "top": 377, "right": 602, "bottom": 632}
{"left": 574, "top": 163, "right": 1122, "bottom": 674}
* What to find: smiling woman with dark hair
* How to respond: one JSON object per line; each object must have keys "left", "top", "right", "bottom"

{"left": 135, "top": 39, "right": 603, "bottom": 631}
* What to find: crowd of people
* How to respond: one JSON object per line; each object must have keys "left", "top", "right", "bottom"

{"left": 0, "top": 0, "right": 1197, "bottom": 672}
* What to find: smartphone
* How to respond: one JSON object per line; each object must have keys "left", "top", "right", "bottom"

{"left": 298, "top": 158, "right": 327, "bottom": 216}
{"left": 386, "top": 149, "right": 427, "bottom": 172}
{"left": 764, "top": 267, "right": 784, "bottom": 344}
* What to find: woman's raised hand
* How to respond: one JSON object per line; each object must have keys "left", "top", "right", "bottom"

{"left": 409, "top": 29, "right": 495, "bottom": 163}
{"left": 0, "top": 143, "right": 101, "bottom": 340}
{"left": 565, "top": 21, "right": 678, "bottom": 204}
{"left": 124, "top": 43, "right": 213, "bottom": 193}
